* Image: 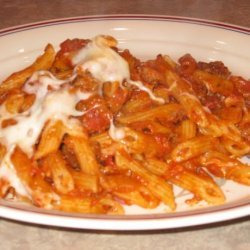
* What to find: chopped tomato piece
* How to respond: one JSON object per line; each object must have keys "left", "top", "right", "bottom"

{"left": 230, "top": 76, "right": 250, "bottom": 94}
{"left": 78, "top": 95, "right": 112, "bottom": 134}
{"left": 178, "top": 54, "right": 197, "bottom": 76}
{"left": 59, "top": 38, "right": 89, "bottom": 54}
{"left": 81, "top": 108, "right": 111, "bottom": 134}
{"left": 198, "top": 61, "right": 231, "bottom": 78}
{"left": 52, "top": 39, "right": 90, "bottom": 71}
{"left": 202, "top": 95, "right": 222, "bottom": 111}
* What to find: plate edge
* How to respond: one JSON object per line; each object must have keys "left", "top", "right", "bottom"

{"left": 0, "top": 14, "right": 249, "bottom": 36}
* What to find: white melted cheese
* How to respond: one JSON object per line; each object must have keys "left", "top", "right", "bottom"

{"left": 0, "top": 71, "right": 91, "bottom": 156}
{"left": 73, "top": 36, "right": 129, "bottom": 83}
{"left": 129, "top": 80, "right": 165, "bottom": 104}
{"left": 73, "top": 35, "right": 164, "bottom": 103}
{"left": 109, "top": 119, "right": 125, "bottom": 140}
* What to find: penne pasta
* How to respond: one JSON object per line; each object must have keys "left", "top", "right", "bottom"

{"left": 171, "top": 136, "right": 218, "bottom": 162}
{"left": 54, "top": 196, "right": 93, "bottom": 213}
{"left": 165, "top": 70, "right": 244, "bottom": 143}
{"left": 34, "top": 120, "right": 66, "bottom": 160}
{"left": 63, "top": 134, "right": 100, "bottom": 175}
{"left": 117, "top": 103, "right": 184, "bottom": 124}
{"left": 170, "top": 169, "right": 225, "bottom": 205}
{"left": 118, "top": 128, "right": 169, "bottom": 158}
{"left": 115, "top": 150, "right": 176, "bottom": 210}
{"left": 0, "top": 34, "right": 249, "bottom": 215}
{"left": 11, "top": 147, "right": 34, "bottom": 187}
{"left": 41, "top": 152, "right": 74, "bottom": 194}
{"left": 0, "top": 44, "right": 55, "bottom": 97}
{"left": 221, "top": 137, "right": 250, "bottom": 157}
{"left": 193, "top": 70, "right": 234, "bottom": 96}
{"left": 11, "top": 147, "right": 56, "bottom": 208}
{"left": 144, "top": 158, "right": 225, "bottom": 205}
{"left": 178, "top": 119, "right": 197, "bottom": 141}
{"left": 70, "top": 170, "right": 99, "bottom": 193}
{"left": 200, "top": 151, "right": 250, "bottom": 186}
{"left": 100, "top": 174, "right": 159, "bottom": 208}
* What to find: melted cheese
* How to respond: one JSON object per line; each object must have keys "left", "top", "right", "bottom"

{"left": 73, "top": 36, "right": 129, "bottom": 83}
{"left": 129, "top": 80, "right": 164, "bottom": 104}
{"left": 109, "top": 119, "right": 125, "bottom": 140}
{"left": 73, "top": 36, "right": 164, "bottom": 103}
{"left": 0, "top": 71, "right": 90, "bottom": 156}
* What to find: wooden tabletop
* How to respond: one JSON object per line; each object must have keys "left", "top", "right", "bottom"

{"left": 0, "top": 1, "right": 249, "bottom": 250}
{"left": 0, "top": 0, "right": 250, "bottom": 29}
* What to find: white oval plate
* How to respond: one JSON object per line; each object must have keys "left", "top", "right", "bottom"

{"left": 0, "top": 15, "right": 249, "bottom": 230}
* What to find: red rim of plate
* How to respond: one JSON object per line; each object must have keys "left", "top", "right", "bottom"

{"left": 0, "top": 14, "right": 249, "bottom": 36}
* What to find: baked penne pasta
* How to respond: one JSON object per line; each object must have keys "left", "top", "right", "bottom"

{"left": 165, "top": 70, "right": 243, "bottom": 141}
{"left": 0, "top": 44, "right": 55, "bottom": 98}
{"left": 117, "top": 103, "right": 184, "bottom": 124}
{"left": 178, "top": 119, "right": 197, "bottom": 141}
{"left": 63, "top": 133, "right": 100, "bottom": 175}
{"left": 34, "top": 120, "right": 66, "bottom": 160}
{"left": 41, "top": 151, "right": 74, "bottom": 194}
{"left": 199, "top": 151, "right": 250, "bottom": 185}
{"left": 100, "top": 174, "right": 160, "bottom": 208}
{"left": 170, "top": 136, "right": 218, "bottom": 162}
{"left": 144, "top": 158, "right": 225, "bottom": 205}
{"left": 0, "top": 34, "right": 249, "bottom": 215}
{"left": 115, "top": 150, "right": 176, "bottom": 210}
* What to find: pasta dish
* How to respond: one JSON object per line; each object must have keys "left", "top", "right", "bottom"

{"left": 0, "top": 35, "right": 249, "bottom": 214}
